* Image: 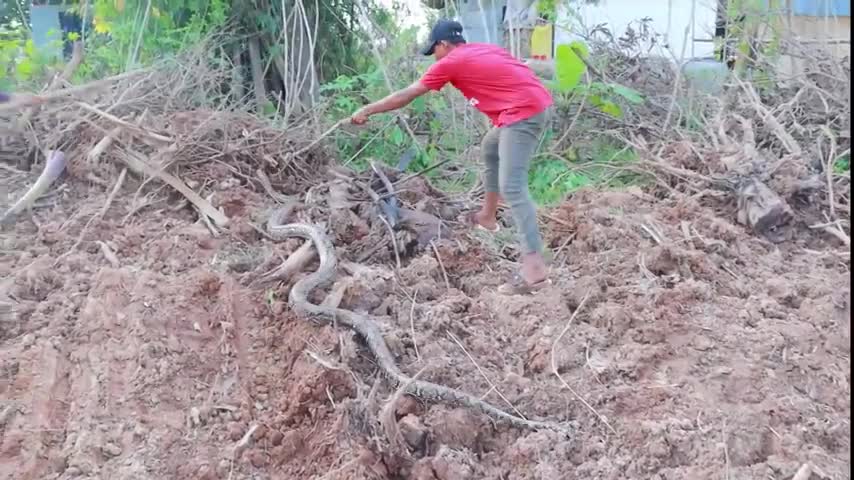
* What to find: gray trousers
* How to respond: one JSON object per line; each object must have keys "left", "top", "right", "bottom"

{"left": 481, "top": 111, "right": 546, "bottom": 255}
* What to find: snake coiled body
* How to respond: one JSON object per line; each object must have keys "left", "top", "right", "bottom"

{"left": 267, "top": 217, "right": 570, "bottom": 435}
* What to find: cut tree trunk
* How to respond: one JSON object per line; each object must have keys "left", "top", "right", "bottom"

{"left": 231, "top": 44, "right": 245, "bottom": 105}
{"left": 248, "top": 37, "right": 267, "bottom": 114}
{"left": 736, "top": 177, "right": 793, "bottom": 243}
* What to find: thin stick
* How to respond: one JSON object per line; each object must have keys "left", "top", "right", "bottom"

{"left": 377, "top": 215, "right": 401, "bottom": 271}
{"left": 430, "top": 240, "right": 451, "bottom": 290}
{"left": 100, "top": 168, "right": 127, "bottom": 217}
{"left": 661, "top": 10, "right": 692, "bottom": 133}
{"left": 343, "top": 118, "right": 395, "bottom": 166}
{"left": 554, "top": 232, "right": 577, "bottom": 260}
{"left": 233, "top": 424, "right": 259, "bottom": 457}
{"left": 409, "top": 289, "right": 421, "bottom": 362}
{"left": 448, "top": 331, "right": 528, "bottom": 421}
{"left": 394, "top": 158, "right": 453, "bottom": 186}
{"left": 293, "top": 119, "right": 345, "bottom": 157}
{"left": 370, "top": 161, "right": 397, "bottom": 199}
{"left": 54, "top": 167, "right": 127, "bottom": 266}
{"left": 549, "top": 291, "right": 617, "bottom": 434}
{"left": 76, "top": 101, "right": 173, "bottom": 143}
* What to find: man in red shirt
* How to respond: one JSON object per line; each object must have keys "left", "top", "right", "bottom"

{"left": 351, "top": 20, "right": 553, "bottom": 294}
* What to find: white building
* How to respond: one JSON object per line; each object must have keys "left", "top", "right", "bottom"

{"left": 450, "top": 0, "right": 850, "bottom": 65}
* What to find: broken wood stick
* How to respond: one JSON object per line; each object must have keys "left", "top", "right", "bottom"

{"left": 0, "top": 151, "right": 66, "bottom": 225}
{"left": 321, "top": 277, "right": 354, "bottom": 309}
{"left": 254, "top": 241, "right": 316, "bottom": 286}
{"left": 370, "top": 161, "right": 400, "bottom": 227}
{"left": 122, "top": 148, "right": 229, "bottom": 227}
{"left": 88, "top": 127, "right": 122, "bottom": 164}
{"left": 97, "top": 241, "right": 121, "bottom": 268}
{"left": 48, "top": 41, "right": 84, "bottom": 91}
{"left": 232, "top": 424, "right": 259, "bottom": 458}
{"left": 792, "top": 462, "right": 829, "bottom": 480}
{"left": 77, "top": 102, "right": 173, "bottom": 144}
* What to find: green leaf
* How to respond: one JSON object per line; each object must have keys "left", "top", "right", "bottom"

{"left": 410, "top": 96, "right": 426, "bottom": 115}
{"left": 428, "top": 119, "right": 442, "bottom": 134}
{"left": 16, "top": 58, "right": 33, "bottom": 80}
{"left": 428, "top": 96, "right": 447, "bottom": 110}
{"left": 389, "top": 126, "right": 405, "bottom": 146}
{"left": 589, "top": 95, "right": 623, "bottom": 118}
{"left": 833, "top": 153, "right": 850, "bottom": 173}
{"left": 554, "top": 41, "right": 589, "bottom": 93}
{"left": 598, "top": 101, "right": 623, "bottom": 118}
{"left": 607, "top": 83, "right": 644, "bottom": 104}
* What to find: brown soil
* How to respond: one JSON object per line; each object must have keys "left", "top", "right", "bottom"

{"left": 0, "top": 167, "right": 849, "bottom": 480}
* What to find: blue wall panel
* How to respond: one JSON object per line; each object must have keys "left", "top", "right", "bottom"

{"left": 791, "top": 0, "right": 851, "bottom": 16}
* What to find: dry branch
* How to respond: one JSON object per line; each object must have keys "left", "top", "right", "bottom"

{"left": 0, "top": 70, "right": 145, "bottom": 115}
{"left": 48, "top": 41, "right": 85, "bottom": 91}
{"left": 255, "top": 241, "right": 316, "bottom": 286}
{"left": 121, "top": 147, "right": 229, "bottom": 227}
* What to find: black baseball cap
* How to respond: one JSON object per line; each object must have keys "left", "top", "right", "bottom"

{"left": 421, "top": 19, "right": 466, "bottom": 55}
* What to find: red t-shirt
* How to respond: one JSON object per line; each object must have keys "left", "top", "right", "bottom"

{"left": 419, "top": 43, "right": 553, "bottom": 127}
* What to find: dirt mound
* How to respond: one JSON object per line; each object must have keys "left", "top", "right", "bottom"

{"left": 0, "top": 156, "right": 848, "bottom": 480}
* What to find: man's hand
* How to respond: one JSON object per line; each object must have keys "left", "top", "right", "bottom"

{"left": 350, "top": 82, "right": 429, "bottom": 125}
{"left": 350, "top": 107, "right": 370, "bottom": 125}
{"left": 11, "top": 94, "right": 45, "bottom": 107}
{"left": 21, "top": 94, "right": 45, "bottom": 107}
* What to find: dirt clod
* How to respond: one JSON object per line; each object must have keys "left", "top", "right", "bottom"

{"left": 398, "top": 414, "right": 427, "bottom": 451}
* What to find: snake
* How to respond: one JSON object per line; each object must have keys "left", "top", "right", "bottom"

{"left": 267, "top": 212, "right": 571, "bottom": 435}
{"left": 0, "top": 151, "right": 66, "bottom": 226}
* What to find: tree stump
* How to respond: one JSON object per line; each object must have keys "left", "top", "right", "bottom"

{"left": 736, "top": 178, "right": 793, "bottom": 243}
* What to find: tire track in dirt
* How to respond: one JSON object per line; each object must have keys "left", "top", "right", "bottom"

{"left": 1, "top": 336, "right": 71, "bottom": 480}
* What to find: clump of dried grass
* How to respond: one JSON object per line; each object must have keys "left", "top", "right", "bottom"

{"left": 4, "top": 38, "right": 330, "bottom": 219}
{"left": 559, "top": 20, "right": 849, "bottom": 245}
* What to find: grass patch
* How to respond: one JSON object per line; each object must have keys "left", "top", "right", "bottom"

{"left": 332, "top": 120, "right": 642, "bottom": 208}
{"left": 529, "top": 139, "right": 638, "bottom": 205}
{"left": 432, "top": 168, "right": 478, "bottom": 193}
{"left": 833, "top": 152, "right": 850, "bottom": 174}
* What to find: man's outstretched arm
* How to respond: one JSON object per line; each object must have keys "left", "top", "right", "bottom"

{"left": 351, "top": 81, "right": 430, "bottom": 124}
{"left": 0, "top": 92, "right": 45, "bottom": 109}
